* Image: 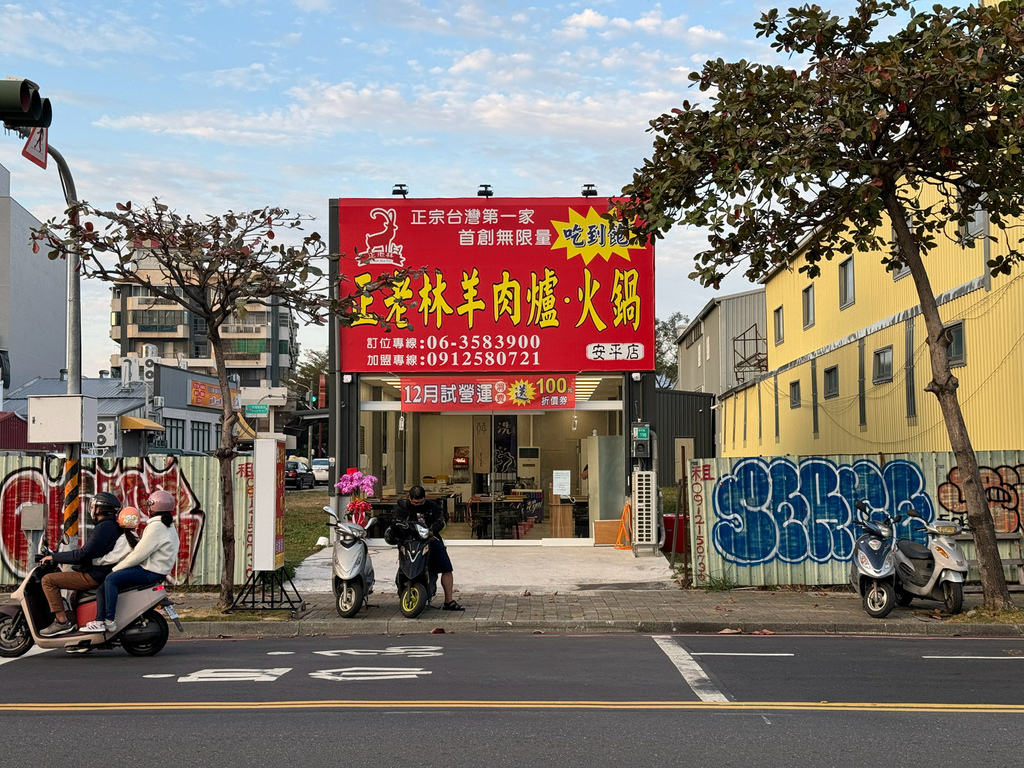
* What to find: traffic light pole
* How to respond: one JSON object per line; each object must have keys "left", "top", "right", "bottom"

{"left": 11, "top": 128, "right": 83, "bottom": 545}
{"left": 3, "top": 80, "right": 82, "bottom": 545}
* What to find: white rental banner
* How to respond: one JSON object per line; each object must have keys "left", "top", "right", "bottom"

{"left": 252, "top": 438, "right": 286, "bottom": 571}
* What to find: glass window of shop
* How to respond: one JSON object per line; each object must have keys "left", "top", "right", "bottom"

{"left": 356, "top": 375, "right": 626, "bottom": 543}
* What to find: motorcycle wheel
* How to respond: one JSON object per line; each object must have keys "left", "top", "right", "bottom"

{"left": 400, "top": 583, "right": 428, "bottom": 618}
{"left": 863, "top": 581, "right": 895, "bottom": 618}
{"left": 895, "top": 585, "right": 914, "bottom": 607}
{"left": 336, "top": 581, "right": 364, "bottom": 618}
{"left": 0, "top": 613, "right": 33, "bottom": 658}
{"left": 943, "top": 581, "right": 964, "bottom": 615}
{"left": 121, "top": 610, "right": 169, "bottom": 657}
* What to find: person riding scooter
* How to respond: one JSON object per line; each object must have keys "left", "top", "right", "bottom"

{"left": 38, "top": 492, "right": 124, "bottom": 637}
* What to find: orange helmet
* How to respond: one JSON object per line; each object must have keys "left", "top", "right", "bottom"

{"left": 146, "top": 489, "right": 176, "bottom": 514}
{"left": 117, "top": 506, "right": 141, "bottom": 530}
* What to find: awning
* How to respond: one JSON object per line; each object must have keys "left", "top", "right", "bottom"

{"left": 120, "top": 415, "right": 165, "bottom": 432}
{"left": 235, "top": 414, "right": 257, "bottom": 439}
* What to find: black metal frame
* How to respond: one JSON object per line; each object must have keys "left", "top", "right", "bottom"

{"left": 229, "top": 567, "right": 304, "bottom": 611}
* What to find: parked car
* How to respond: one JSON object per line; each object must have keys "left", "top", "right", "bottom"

{"left": 312, "top": 458, "right": 332, "bottom": 485}
{"left": 285, "top": 459, "right": 315, "bottom": 490}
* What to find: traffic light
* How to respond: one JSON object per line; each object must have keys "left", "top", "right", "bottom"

{"left": 310, "top": 391, "right": 318, "bottom": 406}
{"left": 0, "top": 78, "right": 52, "bottom": 129}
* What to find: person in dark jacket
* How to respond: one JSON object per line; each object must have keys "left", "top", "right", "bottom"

{"left": 394, "top": 485, "right": 465, "bottom": 611}
{"left": 38, "top": 492, "right": 124, "bottom": 637}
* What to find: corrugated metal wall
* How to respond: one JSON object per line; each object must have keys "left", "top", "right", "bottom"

{"left": 0, "top": 454, "right": 259, "bottom": 586}
{"left": 652, "top": 389, "right": 716, "bottom": 483}
{"left": 687, "top": 451, "right": 1024, "bottom": 587}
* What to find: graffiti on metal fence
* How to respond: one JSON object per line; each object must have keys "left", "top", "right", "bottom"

{"left": 0, "top": 457, "right": 205, "bottom": 583}
{"left": 937, "top": 464, "right": 1024, "bottom": 534}
{"left": 711, "top": 457, "right": 934, "bottom": 566}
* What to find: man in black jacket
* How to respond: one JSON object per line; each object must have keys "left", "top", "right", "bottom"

{"left": 38, "top": 492, "right": 124, "bottom": 637}
{"left": 394, "top": 485, "right": 465, "bottom": 611}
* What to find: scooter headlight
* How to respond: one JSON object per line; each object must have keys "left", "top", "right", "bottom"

{"left": 414, "top": 523, "right": 430, "bottom": 539}
{"left": 858, "top": 552, "right": 871, "bottom": 568}
{"left": 934, "top": 524, "right": 959, "bottom": 535}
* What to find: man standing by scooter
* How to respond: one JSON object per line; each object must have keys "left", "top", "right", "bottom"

{"left": 395, "top": 485, "right": 465, "bottom": 611}
{"left": 37, "top": 492, "right": 124, "bottom": 637}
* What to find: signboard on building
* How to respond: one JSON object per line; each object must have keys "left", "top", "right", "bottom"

{"left": 336, "top": 198, "right": 655, "bottom": 374}
{"left": 189, "top": 380, "right": 241, "bottom": 410}
{"left": 399, "top": 374, "right": 575, "bottom": 412}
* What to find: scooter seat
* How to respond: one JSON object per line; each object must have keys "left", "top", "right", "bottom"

{"left": 898, "top": 539, "right": 932, "bottom": 560}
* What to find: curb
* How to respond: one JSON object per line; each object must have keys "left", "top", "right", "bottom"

{"left": 176, "top": 619, "right": 1024, "bottom": 639}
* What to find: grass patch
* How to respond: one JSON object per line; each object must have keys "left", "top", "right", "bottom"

{"left": 661, "top": 486, "right": 679, "bottom": 516}
{"left": 284, "top": 488, "right": 332, "bottom": 572}
{"left": 703, "top": 574, "right": 739, "bottom": 592}
{"left": 947, "top": 608, "right": 1024, "bottom": 624}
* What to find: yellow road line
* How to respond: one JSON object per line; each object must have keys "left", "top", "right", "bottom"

{"left": 3, "top": 700, "right": 1024, "bottom": 713}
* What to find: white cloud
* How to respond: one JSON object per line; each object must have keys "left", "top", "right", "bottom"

{"left": 202, "top": 63, "right": 281, "bottom": 91}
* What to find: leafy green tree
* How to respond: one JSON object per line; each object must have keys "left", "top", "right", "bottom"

{"left": 655, "top": 312, "right": 689, "bottom": 388}
{"left": 35, "top": 201, "right": 413, "bottom": 608}
{"left": 615, "top": 0, "right": 1024, "bottom": 609}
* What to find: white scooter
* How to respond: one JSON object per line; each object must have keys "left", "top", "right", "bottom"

{"left": 893, "top": 508, "right": 969, "bottom": 614}
{"left": 323, "top": 506, "right": 377, "bottom": 618}
{"left": 0, "top": 538, "right": 182, "bottom": 657}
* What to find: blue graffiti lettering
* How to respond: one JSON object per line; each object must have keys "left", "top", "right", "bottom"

{"left": 712, "top": 457, "right": 933, "bottom": 566}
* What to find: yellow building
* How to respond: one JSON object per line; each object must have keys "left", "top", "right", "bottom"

{"left": 718, "top": 203, "right": 1024, "bottom": 456}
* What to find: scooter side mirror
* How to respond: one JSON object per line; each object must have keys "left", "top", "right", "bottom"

{"left": 855, "top": 501, "right": 868, "bottom": 512}
{"left": 894, "top": 515, "right": 903, "bottom": 524}
{"left": 906, "top": 508, "right": 920, "bottom": 518}
{"left": 323, "top": 505, "right": 339, "bottom": 523}
{"left": 365, "top": 517, "right": 378, "bottom": 530}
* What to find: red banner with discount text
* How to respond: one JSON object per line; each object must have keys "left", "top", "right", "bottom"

{"left": 399, "top": 374, "right": 577, "bottom": 411}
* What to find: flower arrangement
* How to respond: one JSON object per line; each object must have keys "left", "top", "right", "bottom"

{"left": 335, "top": 468, "right": 377, "bottom": 527}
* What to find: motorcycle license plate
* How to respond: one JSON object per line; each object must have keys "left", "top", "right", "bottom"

{"left": 161, "top": 605, "right": 179, "bottom": 620}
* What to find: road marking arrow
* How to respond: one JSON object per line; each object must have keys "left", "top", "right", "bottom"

{"left": 309, "top": 667, "right": 432, "bottom": 682}
{"left": 178, "top": 668, "right": 292, "bottom": 683}
{"left": 314, "top": 646, "right": 443, "bottom": 658}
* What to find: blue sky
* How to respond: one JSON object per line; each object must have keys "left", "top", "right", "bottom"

{"left": 0, "top": 0, "right": 854, "bottom": 378}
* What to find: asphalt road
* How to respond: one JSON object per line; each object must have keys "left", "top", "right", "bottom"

{"left": 3, "top": 634, "right": 1023, "bottom": 767}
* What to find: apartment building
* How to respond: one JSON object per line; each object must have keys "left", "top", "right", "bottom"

{"left": 108, "top": 260, "right": 300, "bottom": 389}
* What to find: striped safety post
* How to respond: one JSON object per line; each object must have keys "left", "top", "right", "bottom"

{"left": 61, "top": 457, "right": 81, "bottom": 542}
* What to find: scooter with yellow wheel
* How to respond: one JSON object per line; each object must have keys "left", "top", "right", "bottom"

{"left": 384, "top": 519, "right": 435, "bottom": 618}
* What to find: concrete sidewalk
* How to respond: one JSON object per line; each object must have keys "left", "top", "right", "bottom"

{"left": 167, "top": 544, "right": 1024, "bottom": 638}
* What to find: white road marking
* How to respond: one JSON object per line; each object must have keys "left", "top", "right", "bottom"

{"left": 652, "top": 636, "right": 729, "bottom": 703}
{"left": 178, "top": 668, "right": 292, "bottom": 683}
{"left": 691, "top": 653, "right": 794, "bottom": 657}
{"left": 143, "top": 674, "right": 175, "bottom": 679}
{"left": 315, "top": 646, "right": 443, "bottom": 658}
{"left": 0, "top": 645, "right": 51, "bottom": 666}
{"left": 267, "top": 651, "right": 295, "bottom": 656}
{"left": 309, "top": 667, "right": 432, "bottom": 682}
{"left": 923, "top": 656, "right": 1024, "bottom": 660}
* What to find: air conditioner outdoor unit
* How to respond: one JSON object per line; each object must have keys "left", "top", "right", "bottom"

{"left": 631, "top": 470, "right": 657, "bottom": 548}
{"left": 152, "top": 396, "right": 165, "bottom": 408}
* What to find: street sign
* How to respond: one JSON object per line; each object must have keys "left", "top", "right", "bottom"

{"left": 245, "top": 403, "right": 269, "bottom": 416}
{"left": 633, "top": 425, "right": 650, "bottom": 440}
{"left": 21, "top": 126, "right": 46, "bottom": 169}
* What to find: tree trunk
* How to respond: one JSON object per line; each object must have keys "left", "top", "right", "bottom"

{"left": 884, "top": 190, "right": 1013, "bottom": 611}
{"left": 209, "top": 330, "right": 239, "bottom": 610}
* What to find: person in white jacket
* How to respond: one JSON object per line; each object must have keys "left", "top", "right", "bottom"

{"left": 82, "top": 489, "right": 180, "bottom": 634}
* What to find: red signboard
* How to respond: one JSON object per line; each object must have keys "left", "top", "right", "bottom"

{"left": 336, "top": 198, "right": 654, "bottom": 374}
{"left": 400, "top": 374, "right": 576, "bottom": 412}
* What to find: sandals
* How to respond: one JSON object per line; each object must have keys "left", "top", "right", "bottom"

{"left": 442, "top": 600, "right": 466, "bottom": 611}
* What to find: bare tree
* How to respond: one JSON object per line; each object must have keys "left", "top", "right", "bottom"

{"left": 35, "top": 200, "right": 412, "bottom": 608}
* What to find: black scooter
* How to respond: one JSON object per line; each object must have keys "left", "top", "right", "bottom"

{"left": 384, "top": 520, "right": 435, "bottom": 618}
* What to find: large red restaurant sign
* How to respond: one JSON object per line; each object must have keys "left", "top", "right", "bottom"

{"left": 336, "top": 198, "right": 655, "bottom": 373}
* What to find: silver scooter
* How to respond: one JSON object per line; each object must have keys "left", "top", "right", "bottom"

{"left": 892, "top": 508, "right": 968, "bottom": 614}
{"left": 323, "top": 506, "right": 377, "bottom": 618}
{"left": 850, "top": 500, "right": 902, "bottom": 618}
